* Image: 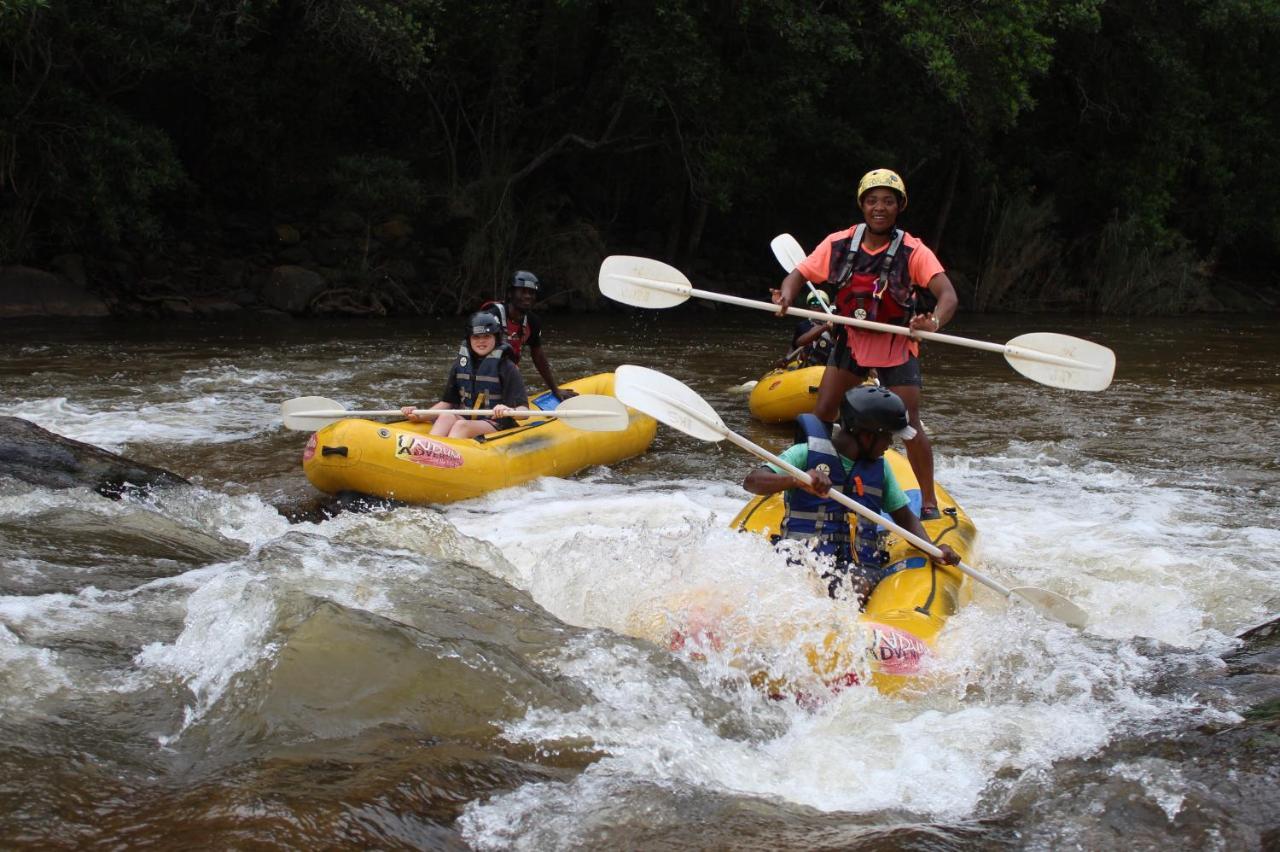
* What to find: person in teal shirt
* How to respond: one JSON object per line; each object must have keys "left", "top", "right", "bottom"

{"left": 744, "top": 386, "right": 958, "bottom": 604}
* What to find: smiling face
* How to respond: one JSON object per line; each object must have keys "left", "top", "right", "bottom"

{"left": 509, "top": 287, "right": 536, "bottom": 313}
{"left": 469, "top": 333, "right": 497, "bottom": 355}
{"left": 859, "top": 188, "right": 902, "bottom": 235}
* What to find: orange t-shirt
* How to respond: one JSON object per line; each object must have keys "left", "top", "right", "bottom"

{"left": 795, "top": 227, "right": 944, "bottom": 368}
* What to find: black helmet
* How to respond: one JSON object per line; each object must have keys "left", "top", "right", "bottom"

{"left": 511, "top": 270, "right": 540, "bottom": 291}
{"left": 839, "top": 385, "right": 916, "bottom": 440}
{"left": 465, "top": 311, "right": 504, "bottom": 339}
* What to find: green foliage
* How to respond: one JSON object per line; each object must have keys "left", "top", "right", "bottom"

{"left": 1083, "top": 214, "right": 1208, "bottom": 314}
{"left": 1002, "top": 0, "right": 1280, "bottom": 258}
{"left": 301, "top": 0, "right": 441, "bottom": 88}
{"left": 973, "top": 192, "right": 1064, "bottom": 311}
{"left": 0, "top": 0, "right": 1276, "bottom": 309}
{"left": 330, "top": 156, "right": 424, "bottom": 219}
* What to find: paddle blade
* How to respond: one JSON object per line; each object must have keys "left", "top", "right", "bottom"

{"left": 598, "top": 255, "right": 692, "bottom": 309}
{"left": 615, "top": 365, "right": 727, "bottom": 442}
{"left": 769, "top": 233, "right": 806, "bottom": 272}
{"left": 1011, "top": 586, "right": 1089, "bottom": 629}
{"left": 554, "top": 393, "right": 631, "bottom": 432}
{"left": 1004, "top": 332, "right": 1116, "bottom": 392}
{"left": 280, "top": 396, "right": 346, "bottom": 431}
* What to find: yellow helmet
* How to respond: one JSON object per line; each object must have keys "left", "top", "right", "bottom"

{"left": 857, "top": 169, "right": 907, "bottom": 210}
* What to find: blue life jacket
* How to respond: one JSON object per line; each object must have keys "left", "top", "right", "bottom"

{"left": 807, "top": 326, "right": 834, "bottom": 366}
{"left": 780, "top": 414, "right": 890, "bottom": 569}
{"left": 453, "top": 342, "right": 513, "bottom": 409}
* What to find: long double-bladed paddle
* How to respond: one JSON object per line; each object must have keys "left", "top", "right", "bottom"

{"left": 600, "top": 254, "right": 1115, "bottom": 392}
{"left": 614, "top": 364, "right": 1089, "bottom": 629}
{"left": 280, "top": 393, "right": 631, "bottom": 432}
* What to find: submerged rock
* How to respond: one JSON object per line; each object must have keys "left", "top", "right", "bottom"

{"left": 0, "top": 416, "right": 188, "bottom": 497}
{"left": 1002, "top": 614, "right": 1280, "bottom": 849}
{"left": 275, "top": 489, "right": 403, "bottom": 524}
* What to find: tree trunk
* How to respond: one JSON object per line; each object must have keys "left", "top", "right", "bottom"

{"left": 686, "top": 198, "right": 709, "bottom": 258}
{"left": 663, "top": 185, "right": 686, "bottom": 262}
{"left": 932, "top": 153, "right": 962, "bottom": 253}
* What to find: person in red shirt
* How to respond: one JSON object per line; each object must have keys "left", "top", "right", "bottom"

{"left": 773, "top": 169, "right": 958, "bottom": 519}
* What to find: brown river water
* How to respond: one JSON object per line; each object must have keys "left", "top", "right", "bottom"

{"left": 1, "top": 308, "right": 1278, "bottom": 849}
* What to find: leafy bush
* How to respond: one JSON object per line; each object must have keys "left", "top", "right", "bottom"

{"left": 972, "top": 192, "right": 1064, "bottom": 311}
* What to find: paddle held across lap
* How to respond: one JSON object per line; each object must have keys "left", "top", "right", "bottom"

{"left": 279, "top": 393, "right": 631, "bottom": 433}
{"left": 613, "top": 364, "right": 1089, "bottom": 629}
{"left": 599, "top": 254, "right": 1116, "bottom": 392}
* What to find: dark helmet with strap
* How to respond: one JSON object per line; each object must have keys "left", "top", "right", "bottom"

{"left": 511, "top": 270, "right": 540, "bottom": 291}
{"left": 839, "top": 385, "right": 917, "bottom": 440}
{"left": 465, "top": 311, "right": 504, "bottom": 339}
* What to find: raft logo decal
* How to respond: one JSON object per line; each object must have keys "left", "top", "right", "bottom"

{"left": 395, "top": 434, "right": 463, "bottom": 468}
{"left": 865, "top": 623, "right": 929, "bottom": 675}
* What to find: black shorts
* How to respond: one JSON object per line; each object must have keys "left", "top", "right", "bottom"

{"left": 827, "top": 334, "right": 923, "bottom": 388}
{"left": 465, "top": 415, "right": 518, "bottom": 432}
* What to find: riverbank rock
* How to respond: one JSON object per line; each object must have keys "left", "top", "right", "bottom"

{"left": 0, "top": 265, "right": 109, "bottom": 318}
{"left": 0, "top": 417, "right": 188, "bottom": 498}
{"left": 262, "top": 265, "right": 327, "bottom": 314}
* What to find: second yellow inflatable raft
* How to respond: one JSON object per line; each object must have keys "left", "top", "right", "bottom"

{"left": 301, "top": 373, "right": 656, "bottom": 504}
{"left": 748, "top": 365, "right": 824, "bottom": 423}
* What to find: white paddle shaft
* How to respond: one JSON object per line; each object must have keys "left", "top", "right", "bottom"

{"left": 616, "top": 273, "right": 1099, "bottom": 372}
{"left": 287, "top": 408, "right": 619, "bottom": 420}
{"left": 723, "top": 430, "right": 1014, "bottom": 599}
{"left": 629, "top": 379, "right": 1008, "bottom": 594}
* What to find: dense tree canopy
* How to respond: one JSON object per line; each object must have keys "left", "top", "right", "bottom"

{"left": 2, "top": 0, "right": 1277, "bottom": 313}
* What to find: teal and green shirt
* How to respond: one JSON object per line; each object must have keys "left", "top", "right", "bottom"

{"left": 767, "top": 445, "right": 909, "bottom": 513}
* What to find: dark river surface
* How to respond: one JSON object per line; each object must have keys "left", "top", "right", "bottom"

{"left": 1, "top": 308, "right": 1278, "bottom": 850}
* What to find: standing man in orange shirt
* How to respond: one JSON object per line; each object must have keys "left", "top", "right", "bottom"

{"left": 774, "top": 169, "right": 958, "bottom": 520}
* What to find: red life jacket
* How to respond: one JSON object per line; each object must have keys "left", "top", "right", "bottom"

{"left": 480, "top": 300, "right": 531, "bottom": 362}
{"left": 827, "top": 225, "right": 915, "bottom": 326}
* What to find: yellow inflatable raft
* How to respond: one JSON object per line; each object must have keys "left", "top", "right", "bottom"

{"left": 638, "top": 449, "right": 974, "bottom": 698}
{"left": 728, "top": 448, "right": 976, "bottom": 695}
{"left": 301, "top": 373, "right": 656, "bottom": 504}
{"left": 748, "top": 365, "right": 824, "bottom": 423}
